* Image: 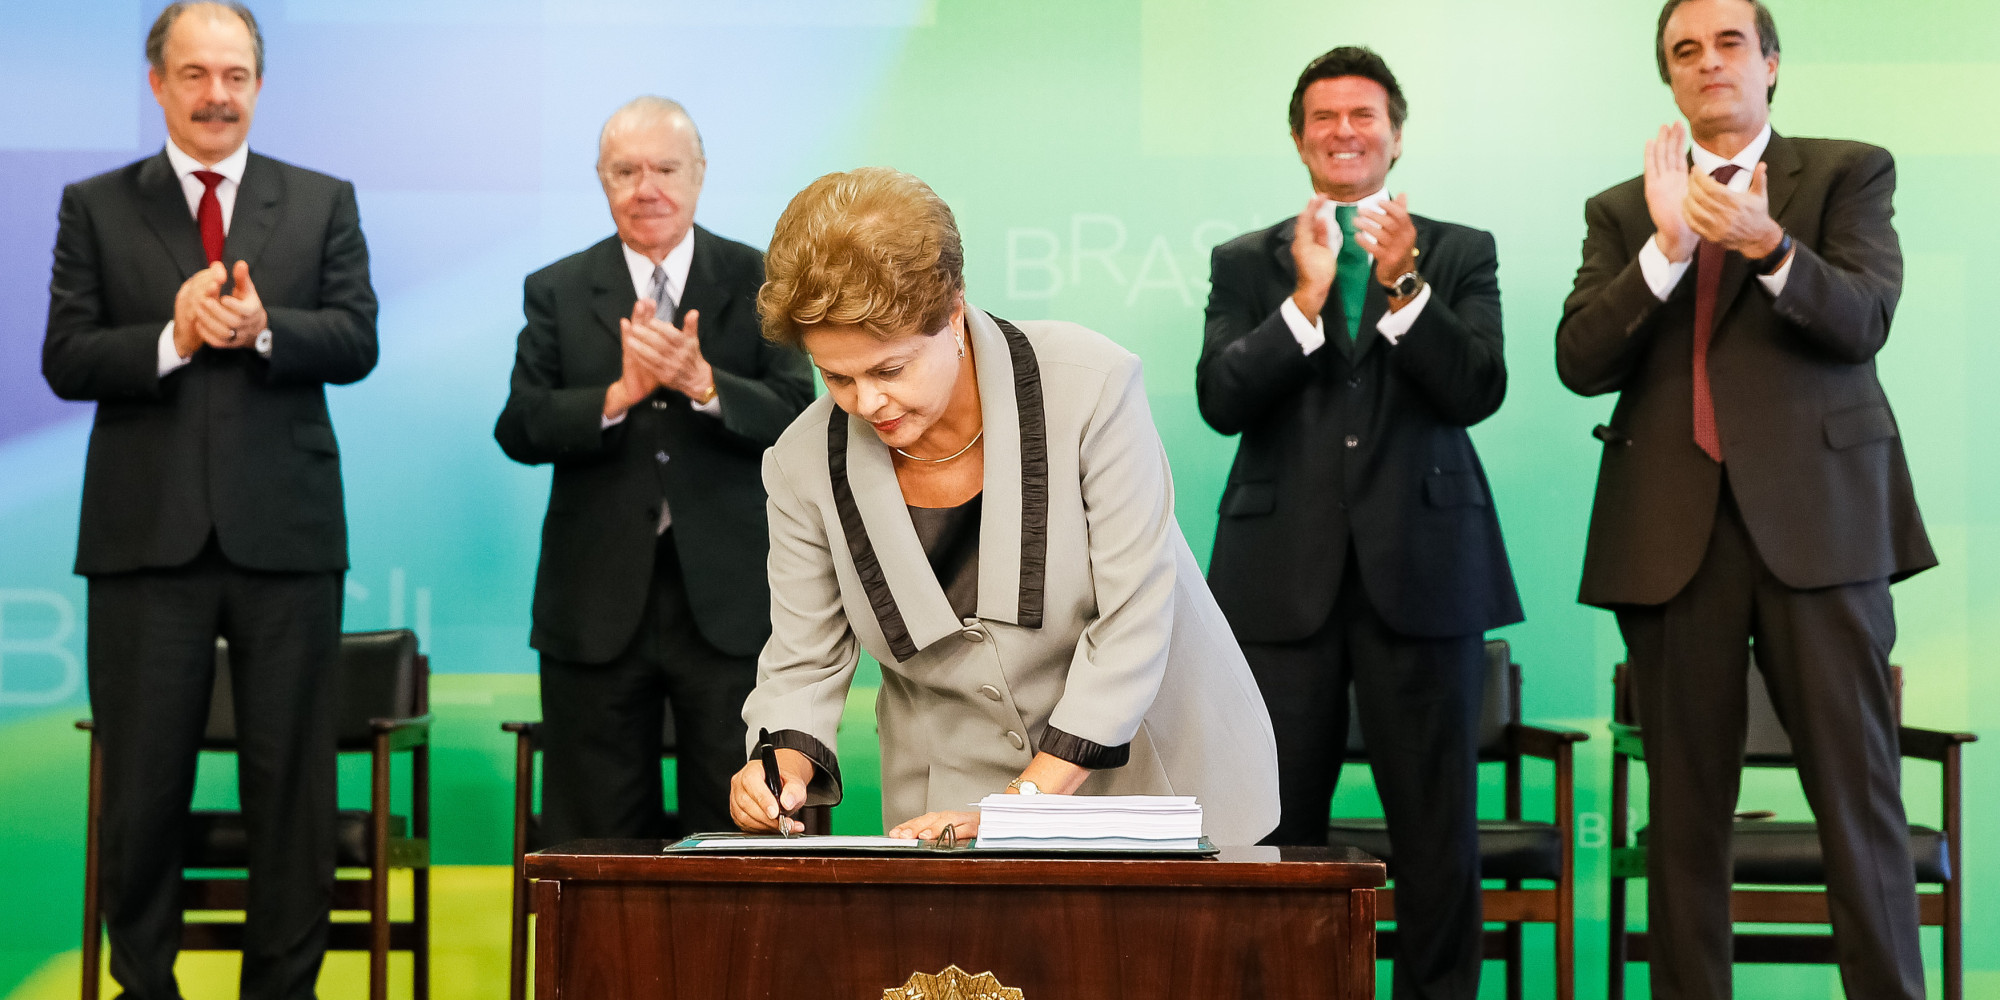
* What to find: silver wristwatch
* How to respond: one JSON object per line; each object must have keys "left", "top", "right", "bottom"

{"left": 1382, "top": 270, "right": 1422, "bottom": 299}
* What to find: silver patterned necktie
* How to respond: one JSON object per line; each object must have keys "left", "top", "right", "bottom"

{"left": 649, "top": 264, "right": 677, "bottom": 319}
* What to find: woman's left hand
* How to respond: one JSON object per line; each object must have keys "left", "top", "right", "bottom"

{"left": 889, "top": 810, "right": 979, "bottom": 842}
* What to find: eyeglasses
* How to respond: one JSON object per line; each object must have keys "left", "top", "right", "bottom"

{"left": 601, "top": 161, "right": 691, "bottom": 193}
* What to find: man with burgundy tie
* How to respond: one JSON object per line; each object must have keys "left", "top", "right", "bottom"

{"left": 42, "top": 3, "right": 377, "bottom": 998}
{"left": 495, "top": 97, "right": 811, "bottom": 841}
{"left": 1557, "top": 1, "right": 1933, "bottom": 997}
{"left": 1199, "top": 47, "right": 1519, "bottom": 1000}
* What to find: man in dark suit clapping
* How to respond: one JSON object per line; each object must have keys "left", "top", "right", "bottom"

{"left": 1558, "top": 2, "right": 1933, "bottom": 997}
{"left": 42, "top": 3, "right": 378, "bottom": 997}
{"left": 1198, "top": 46, "right": 1521, "bottom": 1000}
{"left": 496, "top": 97, "right": 812, "bottom": 841}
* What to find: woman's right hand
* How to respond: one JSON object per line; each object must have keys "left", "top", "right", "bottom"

{"left": 728, "top": 748, "right": 814, "bottom": 834}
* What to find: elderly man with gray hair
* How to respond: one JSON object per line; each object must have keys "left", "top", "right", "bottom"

{"left": 496, "top": 97, "right": 812, "bottom": 841}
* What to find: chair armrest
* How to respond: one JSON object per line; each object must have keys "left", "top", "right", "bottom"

{"left": 501, "top": 720, "right": 541, "bottom": 736}
{"left": 370, "top": 713, "right": 433, "bottom": 751}
{"left": 1899, "top": 725, "right": 1976, "bottom": 762}
{"left": 76, "top": 719, "right": 95, "bottom": 732}
{"left": 1510, "top": 723, "right": 1589, "bottom": 760}
{"left": 1609, "top": 721, "right": 1646, "bottom": 760}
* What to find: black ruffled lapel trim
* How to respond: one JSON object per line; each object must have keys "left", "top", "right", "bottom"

{"left": 993, "top": 315, "right": 1047, "bottom": 629}
{"left": 828, "top": 412, "right": 920, "bottom": 661}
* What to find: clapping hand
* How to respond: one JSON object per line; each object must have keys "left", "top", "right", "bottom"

{"left": 1685, "top": 162, "right": 1784, "bottom": 259}
{"left": 1644, "top": 122, "right": 1698, "bottom": 262}
{"left": 1289, "top": 194, "right": 1337, "bottom": 322}
{"left": 1354, "top": 192, "right": 1417, "bottom": 291}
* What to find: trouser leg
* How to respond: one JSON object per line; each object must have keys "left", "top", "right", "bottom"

{"left": 538, "top": 546, "right": 670, "bottom": 844}
{"left": 1751, "top": 574, "right": 1923, "bottom": 1000}
{"left": 1241, "top": 583, "right": 1350, "bottom": 848}
{"left": 1616, "top": 491, "right": 1759, "bottom": 1000}
{"left": 1348, "top": 594, "right": 1486, "bottom": 1000}
{"left": 88, "top": 559, "right": 227, "bottom": 1000}
{"left": 225, "top": 565, "right": 340, "bottom": 1000}
{"left": 651, "top": 532, "right": 756, "bottom": 835}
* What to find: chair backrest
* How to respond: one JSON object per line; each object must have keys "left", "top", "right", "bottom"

{"left": 1611, "top": 658, "right": 1902, "bottom": 766}
{"left": 1346, "top": 638, "right": 1515, "bottom": 761}
{"left": 204, "top": 629, "right": 424, "bottom": 751}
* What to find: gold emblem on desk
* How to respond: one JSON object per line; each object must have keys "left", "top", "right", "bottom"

{"left": 882, "top": 965, "right": 1023, "bottom": 999}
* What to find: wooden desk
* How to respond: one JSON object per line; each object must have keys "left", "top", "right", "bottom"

{"left": 527, "top": 841, "right": 1384, "bottom": 999}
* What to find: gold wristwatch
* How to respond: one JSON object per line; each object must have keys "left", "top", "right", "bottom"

{"left": 692, "top": 383, "right": 718, "bottom": 405}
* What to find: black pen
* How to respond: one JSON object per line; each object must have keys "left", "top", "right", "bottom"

{"left": 755, "top": 728, "right": 798, "bottom": 838}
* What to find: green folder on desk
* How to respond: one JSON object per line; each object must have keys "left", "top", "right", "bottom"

{"left": 663, "top": 833, "right": 1220, "bottom": 856}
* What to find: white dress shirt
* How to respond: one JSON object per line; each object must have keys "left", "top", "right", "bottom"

{"left": 1277, "top": 186, "right": 1433, "bottom": 355}
{"left": 601, "top": 226, "right": 721, "bottom": 428}
{"left": 156, "top": 140, "right": 269, "bottom": 376}
{"left": 1636, "top": 122, "right": 1795, "bottom": 301}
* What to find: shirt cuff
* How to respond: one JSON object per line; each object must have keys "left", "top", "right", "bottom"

{"left": 600, "top": 410, "right": 627, "bottom": 430}
{"left": 690, "top": 392, "right": 722, "bottom": 417}
{"left": 1039, "top": 725, "right": 1131, "bottom": 770}
{"left": 158, "top": 323, "right": 193, "bottom": 377}
{"left": 1638, "top": 236, "right": 1692, "bottom": 301}
{"left": 1757, "top": 248, "right": 1795, "bottom": 297}
{"left": 1373, "top": 281, "right": 1432, "bottom": 345}
{"left": 1278, "top": 296, "right": 1328, "bottom": 356}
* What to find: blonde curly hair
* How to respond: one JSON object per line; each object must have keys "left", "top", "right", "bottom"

{"left": 758, "top": 167, "right": 965, "bottom": 348}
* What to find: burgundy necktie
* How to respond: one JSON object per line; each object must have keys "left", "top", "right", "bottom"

{"left": 1690, "top": 162, "right": 1743, "bottom": 463}
{"left": 192, "top": 170, "right": 225, "bottom": 264}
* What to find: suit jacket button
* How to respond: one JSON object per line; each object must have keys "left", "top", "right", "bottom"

{"left": 1006, "top": 730, "right": 1026, "bottom": 750}
{"left": 655, "top": 451, "right": 670, "bottom": 463}
{"left": 963, "top": 628, "right": 985, "bottom": 642}
{"left": 1347, "top": 376, "right": 1362, "bottom": 388}
{"left": 651, "top": 399, "right": 668, "bottom": 410}
{"left": 1344, "top": 435, "right": 1359, "bottom": 448}
{"left": 980, "top": 684, "right": 1003, "bottom": 702}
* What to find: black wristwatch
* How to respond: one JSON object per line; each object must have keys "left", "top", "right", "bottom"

{"left": 1381, "top": 270, "right": 1422, "bottom": 299}
{"left": 1752, "top": 231, "right": 1794, "bottom": 276}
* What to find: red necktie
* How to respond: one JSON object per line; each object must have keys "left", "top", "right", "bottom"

{"left": 192, "top": 170, "right": 225, "bottom": 264}
{"left": 1690, "top": 162, "right": 1743, "bottom": 464}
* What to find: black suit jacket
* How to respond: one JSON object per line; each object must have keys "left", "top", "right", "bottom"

{"left": 1556, "top": 134, "right": 1935, "bottom": 607}
{"left": 1199, "top": 213, "right": 1523, "bottom": 643}
{"left": 44, "top": 150, "right": 379, "bottom": 575}
{"left": 495, "top": 228, "right": 813, "bottom": 662}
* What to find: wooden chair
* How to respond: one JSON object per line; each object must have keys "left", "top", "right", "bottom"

{"left": 1327, "top": 638, "right": 1588, "bottom": 1000}
{"left": 1607, "top": 662, "right": 1975, "bottom": 999}
{"left": 79, "top": 628, "right": 432, "bottom": 1000}
{"left": 501, "top": 709, "right": 831, "bottom": 1000}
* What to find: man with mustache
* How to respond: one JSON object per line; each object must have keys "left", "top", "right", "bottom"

{"left": 1557, "top": 1, "right": 1932, "bottom": 997}
{"left": 1197, "top": 46, "right": 1520, "bottom": 1000}
{"left": 42, "top": 2, "right": 378, "bottom": 998}
{"left": 495, "top": 97, "right": 812, "bottom": 844}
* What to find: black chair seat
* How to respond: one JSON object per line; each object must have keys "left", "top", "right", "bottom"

{"left": 1635, "top": 821, "right": 1949, "bottom": 884}
{"left": 186, "top": 809, "right": 407, "bottom": 869}
{"left": 1328, "top": 818, "right": 1564, "bottom": 882}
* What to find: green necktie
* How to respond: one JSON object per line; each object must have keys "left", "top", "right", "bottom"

{"left": 1333, "top": 204, "right": 1369, "bottom": 342}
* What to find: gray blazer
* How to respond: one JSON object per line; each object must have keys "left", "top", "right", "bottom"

{"left": 744, "top": 309, "right": 1281, "bottom": 845}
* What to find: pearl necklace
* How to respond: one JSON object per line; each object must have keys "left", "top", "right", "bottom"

{"left": 894, "top": 430, "right": 984, "bottom": 464}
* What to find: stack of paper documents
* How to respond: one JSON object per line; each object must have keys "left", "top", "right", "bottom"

{"left": 974, "top": 794, "right": 1203, "bottom": 850}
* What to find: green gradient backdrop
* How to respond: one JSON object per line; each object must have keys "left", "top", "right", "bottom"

{"left": 2, "top": 2, "right": 1995, "bottom": 997}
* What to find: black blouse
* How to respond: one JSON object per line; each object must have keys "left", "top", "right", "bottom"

{"left": 907, "top": 493, "right": 982, "bottom": 621}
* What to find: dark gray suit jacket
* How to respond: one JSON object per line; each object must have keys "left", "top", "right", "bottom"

{"left": 1199, "top": 214, "right": 1523, "bottom": 643}
{"left": 44, "top": 149, "right": 379, "bottom": 575}
{"left": 494, "top": 229, "right": 813, "bottom": 662}
{"left": 1557, "top": 133, "right": 1935, "bottom": 606}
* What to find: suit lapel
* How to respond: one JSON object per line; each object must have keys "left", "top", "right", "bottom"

{"left": 832, "top": 407, "right": 962, "bottom": 661}
{"left": 823, "top": 308, "right": 1051, "bottom": 662}
{"left": 221, "top": 154, "right": 282, "bottom": 269}
{"left": 679, "top": 225, "right": 726, "bottom": 351}
{"left": 588, "top": 237, "right": 634, "bottom": 343}
{"left": 970, "top": 309, "right": 1046, "bottom": 629}
{"left": 136, "top": 152, "right": 207, "bottom": 281}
